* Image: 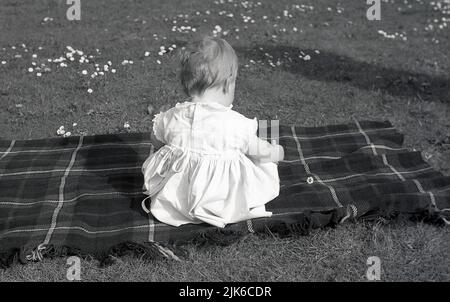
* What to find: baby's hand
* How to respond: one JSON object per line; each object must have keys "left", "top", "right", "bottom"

{"left": 247, "top": 136, "right": 284, "bottom": 163}
{"left": 270, "top": 139, "right": 284, "bottom": 163}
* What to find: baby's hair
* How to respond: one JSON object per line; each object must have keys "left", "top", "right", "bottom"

{"left": 179, "top": 36, "right": 238, "bottom": 96}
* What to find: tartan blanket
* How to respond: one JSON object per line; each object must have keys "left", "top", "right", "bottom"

{"left": 1, "top": 120, "right": 449, "bottom": 265}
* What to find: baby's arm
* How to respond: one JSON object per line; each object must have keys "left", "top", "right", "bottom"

{"left": 246, "top": 136, "right": 284, "bottom": 163}
{"left": 150, "top": 110, "right": 168, "bottom": 151}
{"left": 150, "top": 130, "right": 165, "bottom": 150}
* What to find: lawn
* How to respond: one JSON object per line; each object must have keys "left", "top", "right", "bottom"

{"left": 0, "top": 0, "right": 449, "bottom": 281}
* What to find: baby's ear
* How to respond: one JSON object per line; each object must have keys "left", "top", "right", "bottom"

{"left": 222, "top": 75, "right": 235, "bottom": 94}
{"left": 222, "top": 78, "right": 230, "bottom": 94}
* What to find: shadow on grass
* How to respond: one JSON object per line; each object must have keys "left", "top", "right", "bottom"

{"left": 235, "top": 45, "right": 449, "bottom": 103}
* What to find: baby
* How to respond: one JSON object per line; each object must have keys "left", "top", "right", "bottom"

{"left": 142, "top": 36, "right": 284, "bottom": 228}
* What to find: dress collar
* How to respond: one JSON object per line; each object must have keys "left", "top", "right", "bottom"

{"left": 176, "top": 101, "right": 233, "bottom": 110}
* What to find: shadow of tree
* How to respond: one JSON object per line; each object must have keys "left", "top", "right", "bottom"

{"left": 235, "top": 45, "right": 449, "bottom": 103}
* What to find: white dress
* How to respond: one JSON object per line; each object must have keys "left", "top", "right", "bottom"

{"left": 142, "top": 101, "right": 280, "bottom": 228}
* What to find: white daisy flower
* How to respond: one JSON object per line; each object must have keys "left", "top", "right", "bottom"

{"left": 57, "top": 126, "right": 65, "bottom": 136}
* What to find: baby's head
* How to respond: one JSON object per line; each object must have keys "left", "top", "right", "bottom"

{"left": 180, "top": 36, "right": 238, "bottom": 104}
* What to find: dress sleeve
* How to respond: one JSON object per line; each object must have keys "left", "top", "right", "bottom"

{"left": 152, "top": 111, "right": 166, "bottom": 143}
{"left": 249, "top": 117, "right": 258, "bottom": 136}
{"left": 243, "top": 117, "right": 259, "bottom": 153}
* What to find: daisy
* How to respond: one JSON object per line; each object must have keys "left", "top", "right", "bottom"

{"left": 56, "top": 126, "right": 65, "bottom": 136}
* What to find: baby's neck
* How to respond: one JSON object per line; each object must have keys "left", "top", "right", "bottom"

{"left": 191, "top": 88, "right": 234, "bottom": 107}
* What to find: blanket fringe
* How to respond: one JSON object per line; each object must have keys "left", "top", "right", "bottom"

{"left": 98, "top": 241, "right": 181, "bottom": 267}
{"left": 1, "top": 206, "right": 448, "bottom": 269}
{"left": 153, "top": 242, "right": 181, "bottom": 261}
{"left": 191, "top": 228, "right": 246, "bottom": 247}
{"left": 0, "top": 241, "right": 183, "bottom": 269}
{"left": 440, "top": 209, "right": 450, "bottom": 226}
{"left": 25, "top": 243, "right": 46, "bottom": 262}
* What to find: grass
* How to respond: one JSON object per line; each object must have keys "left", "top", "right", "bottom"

{"left": 0, "top": 0, "right": 449, "bottom": 281}
{"left": 1, "top": 221, "right": 449, "bottom": 282}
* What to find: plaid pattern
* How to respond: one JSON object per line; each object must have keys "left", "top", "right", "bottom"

{"left": 1, "top": 120, "right": 449, "bottom": 261}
